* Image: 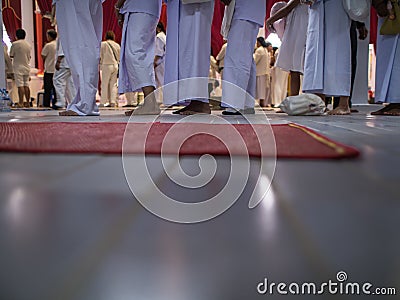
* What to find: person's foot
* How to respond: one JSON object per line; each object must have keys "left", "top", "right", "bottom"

{"left": 327, "top": 106, "right": 351, "bottom": 115}
{"left": 23, "top": 102, "right": 30, "bottom": 108}
{"left": 59, "top": 110, "right": 79, "bottom": 116}
{"left": 371, "top": 103, "right": 400, "bottom": 116}
{"left": 123, "top": 104, "right": 135, "bottom": 108}
{"left": 180, "top": 101, "right": 211, "bottom": 115}
{"left": 125, "top": 100, "right": 161, "bottom": 116}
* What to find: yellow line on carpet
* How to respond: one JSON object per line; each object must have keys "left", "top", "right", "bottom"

{"left": 288, "top": 123, "right": 346, "bottom": 155}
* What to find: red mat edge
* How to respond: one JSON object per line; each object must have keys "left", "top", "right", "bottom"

{"left": 0, "top": 122, "right": 361, "bottom": 159}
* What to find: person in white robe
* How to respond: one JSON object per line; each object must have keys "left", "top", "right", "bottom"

{"left": 254, "top": 37, "right": 270, "bottom": 107}
{"left": 270, "top": 48, "right": 289, "bottom": 106}
{"left": 220, "top": 0, "right": 266, "bottom": 115}
{"left": 266, "top": 0, "right": 308, "bottom": 96}
{"left": 154, "top": 22, "right": 166, "bottom": 89}
{"left": 53, "top": 38, "right": 76, "bottom": 109}
{"left": 53, "top": 0, "right": 104, "bottom": 116}
{"left": 302, "top": 0, "right": 352, "bottom": 115}
{"left": 0, "top": 41, "right": 5, "bottom": 89}
{"left": 115, "top": 0, "right": 162, "bottom": 115}
{"left": 100, "top": 31, "right": 120, "bottom": 107}
{"left": 163, "top": 0, "right": 215, "bottom": 115}
{"left": 372, "top": 16, "right": 400, "bottom": 115}
{"left": 0, "top": 12, "right": 5, "bottom": 90}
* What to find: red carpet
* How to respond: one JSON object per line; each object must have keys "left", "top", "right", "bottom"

{"left": 0, "top": 122, "right": 359, "bottom": 159}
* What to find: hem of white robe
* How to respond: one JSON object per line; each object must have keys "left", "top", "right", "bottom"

{"left": 66, "top": 105, "right": 100, "bottom": 116}
{"left": 303, "top": 89, "right": 350, "bottom": 97}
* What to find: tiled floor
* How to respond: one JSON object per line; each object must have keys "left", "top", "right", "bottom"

{"left": 0, "top": 105, "right": 399, "bottom": 300}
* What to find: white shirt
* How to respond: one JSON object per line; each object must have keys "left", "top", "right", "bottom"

{"left": 42, "top": 40, "right": 57, "bottom": 73}
{"left": 56, "top": 39, "right": 69, "bottom": 69}
{"left": 155, "top": 31, "right": 166, "bottom": 63}
{"left": 254, "top": 46, "right": 270, "bottom": 76}
{"left": 100, "top": 40, "right": 120, "bottom": 65}
{"left": 10, "top": 40, "right": 31, "bottom": 75}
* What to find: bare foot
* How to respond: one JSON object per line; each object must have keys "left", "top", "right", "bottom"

{"left": 179, "top": 100, "right": 211, "bottom": 115}
{"left": 126, "top": 100, "right": 161, "bottom": 116}
{"left": 59, "top": 110, "right": 79, "bottom": 116}
{"left": 328, "top": 107, "right": 351, "bottom": 115}
{"left": 371, "top": 104, "right": 400, "bottom": 116}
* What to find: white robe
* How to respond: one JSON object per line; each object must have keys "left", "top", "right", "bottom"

{"left": 233, "top": 0, "right": 266, "bottom": 27}
{"left": 155, "top": 31, "right": 166, "bottom": 88}
{"left": 222, "top": 20, "right": 261, "bottom": 109}
{"left": 119, "top": 0, "right": 161, "bottom": 94}
{"left": 0, "top": 11, "right": 5, "bottom": 89}
{"left": 163, "top": 0, "right": 214, "bottom": 105}
{"left": 221, "top": 0, "right": 266, "bottom": 109}
{"left": 302, "top": 0, "right": 351, "bottom": 97}
{"left": 54, "top": 0, "right": 104, "bottom": 116}
{"left": 119, "top": 14, "right": 158, "bottom": 94}
{"left": 375, "top": 18, "right": 400, "bottom": 104}
{"left": 276, "top": 4, "right": 308, "bottom": 73}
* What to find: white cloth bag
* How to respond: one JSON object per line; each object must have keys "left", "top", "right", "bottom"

{"left": 279, "top": 93, "right": 326, "bottom": 116}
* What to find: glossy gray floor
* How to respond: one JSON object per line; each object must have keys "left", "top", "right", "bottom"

{"left": 0, "top": 105, "right": 399, "bottom": 300}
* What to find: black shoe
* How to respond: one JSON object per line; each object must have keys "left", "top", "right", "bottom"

{"left": 52, "top": 105, "right": 63, "bottom": 110}
{"left": 123, "top": 104, "right": 135, "bottom": 108}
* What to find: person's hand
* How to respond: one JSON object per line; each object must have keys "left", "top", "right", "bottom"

{"left": 55, "top": 60, "right": 61, "bottom": 71}
{"left": 220, "top": 0, "right": 232, "bottom": 5}
{"left": 266, "top": 19, "right": 275, "bottom": 33}
{"left": 358, "top": 25, "right": 368, "bottom": 40}
{"left": 117, "top": 13, "right": 124, "bottom": 27}
{"left": 115, "top": 5, "right": 124, "bottom": 26}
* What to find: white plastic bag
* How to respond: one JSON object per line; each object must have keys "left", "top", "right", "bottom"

{"left": 342, "top": 0, "right": 371, "bottom": 22}
{"left": 279, "top": 94, "right": 326, "bottom": 116}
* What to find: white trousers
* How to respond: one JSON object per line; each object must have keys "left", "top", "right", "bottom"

{"left": 101, "top": 64, "right": 118, "bottom": 104}
{"left": 53, "top": 67, "right": 76, "bottom": 107}
{"left": 222, "top": 19, "right": 259, "bottom": 109}
{"left": 56, "top": 0, "right": 103, "bottom": 115}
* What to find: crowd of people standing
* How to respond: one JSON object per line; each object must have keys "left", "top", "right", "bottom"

{"left": 3, "top": 0, "right": 400, "bottom": 116}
